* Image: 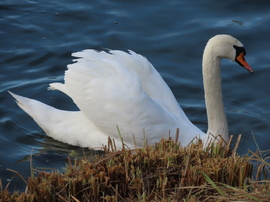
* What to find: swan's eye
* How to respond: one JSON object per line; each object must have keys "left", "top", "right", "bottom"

{"left": 233, "top": 45, "right": 246, "bottom": 57}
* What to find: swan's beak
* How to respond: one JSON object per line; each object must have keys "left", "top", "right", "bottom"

{"left": 236, "top": 52, "right": 253, "bottom": 74}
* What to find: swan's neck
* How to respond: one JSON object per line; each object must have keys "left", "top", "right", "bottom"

{"left": 202, "top": 49, "right": 229, "bottom": 142}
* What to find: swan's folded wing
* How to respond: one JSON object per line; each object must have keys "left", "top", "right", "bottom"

{"left": 63, "top": 50, "right": 180, "bottom": 145}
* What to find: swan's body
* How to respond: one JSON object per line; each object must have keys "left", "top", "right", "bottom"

{"left": 10, "top": 34, "right": 252, "bottom": 149}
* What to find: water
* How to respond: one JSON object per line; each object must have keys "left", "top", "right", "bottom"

{"left": 1, "top": 0, "right": 270, "bottom": 191}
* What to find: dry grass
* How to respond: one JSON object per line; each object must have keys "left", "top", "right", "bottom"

{"left": 0, "top": 134, "right": 269, "bottom": 202}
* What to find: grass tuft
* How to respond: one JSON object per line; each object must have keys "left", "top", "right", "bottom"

{"left": 0, "top": 134, "right": 269, "bottom": 202}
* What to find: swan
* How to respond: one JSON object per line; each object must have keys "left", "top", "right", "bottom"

{"left": 9, "top": 34, "right": 253, "bottom": 149}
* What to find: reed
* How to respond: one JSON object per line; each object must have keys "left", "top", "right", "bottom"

{"left": 0, "top": 134, "right": 269, "bottom": 202}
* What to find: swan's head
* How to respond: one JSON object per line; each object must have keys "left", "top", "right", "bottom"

{"left": 205, "top": 34, "right": 253, "bottom": 73}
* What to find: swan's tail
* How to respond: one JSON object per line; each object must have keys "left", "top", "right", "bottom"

{"left": 9, "top": 91, "right": 107, "bottom": 149}
{"left": 9, "top": 91, "right": 55, "bottom": 123}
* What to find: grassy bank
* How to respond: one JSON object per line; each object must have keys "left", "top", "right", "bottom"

{"left": 0, "top": 135, "right": 269, "bottom": 201}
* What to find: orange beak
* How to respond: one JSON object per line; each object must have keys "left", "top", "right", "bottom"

{"left": 236, "top": 52, "right": 253, "bottom": 73}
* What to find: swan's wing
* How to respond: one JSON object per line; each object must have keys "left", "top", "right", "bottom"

{"left": 50, "top": 50, "right": 204, "bottom": 146}
{"left": 52, "top": 50, "right": 183, "bottom": 145}
{"left": 79, "top": 50, "right": 186, "bottom": 119}
{"left": 70, "top": 50, "right": 188, "bottom": 118}
{"left": 9, "top": 91, "right": 112, "bottom": 149}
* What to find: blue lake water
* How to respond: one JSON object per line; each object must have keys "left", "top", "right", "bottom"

{"left": 1, "top": 0, "right": 270, "bottom": 192}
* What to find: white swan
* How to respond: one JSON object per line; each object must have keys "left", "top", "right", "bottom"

{"left": 9, "top": 34, "right": 253, "bottom": 149}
